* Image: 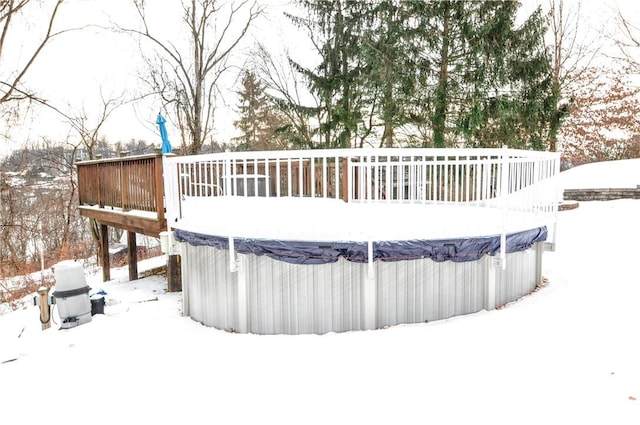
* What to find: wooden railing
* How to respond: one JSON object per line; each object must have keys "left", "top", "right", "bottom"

{"left": 77, "top": 153, "right": 163, "bottom": 213}
{"left": 76, "top": 153, "right": 166, "bottom": 237}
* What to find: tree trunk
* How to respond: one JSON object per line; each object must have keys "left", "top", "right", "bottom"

{"left": 382, "top": 74, "right": 395, "bottom": 147}
{"left": 433, "top": 3, "right": 450, "bottom": 148}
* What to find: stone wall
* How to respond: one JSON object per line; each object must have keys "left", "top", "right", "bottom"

{"left": 563, "top": 186, "right": 640, "bottom": 201}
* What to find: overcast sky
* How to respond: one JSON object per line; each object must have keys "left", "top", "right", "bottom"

{"left": 1, "top": 0, "right": 638, "bottom": 156}
{"left": 2, "top": 0, "right": 294, "bottom": 154}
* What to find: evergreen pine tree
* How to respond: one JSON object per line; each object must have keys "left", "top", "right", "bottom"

{"left": 358, "top": 0, "right": 430, "bottom": 147}
{"left": 233, "top": 71, "right": 288, "bottom": 151}
{"left": 287, "top": 0, "right": 365, "bottom": 148}
{"left": 288, "top": 0, "right": 561, "bottom": 151}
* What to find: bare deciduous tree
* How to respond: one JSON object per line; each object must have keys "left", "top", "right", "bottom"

{"left": 0, "top": 0, "right": 68, "bottom": 105}
{"left": 559, "top": 65, "right": 640, "bottom": 165}
{"left": 22, "top": 138, "right": 85, "bottom": 257}
{"left": 547, "top": 0, "right": 601, "bottom": 152}
{"left": 22, "top": 89, "right": 133, "bottom": 268}
{"left": 613, "top": 5, "right": 640, "bottom": 72}
{"left": 253, "top": 43, "right": 319, "bottom": 148}
{"left": 0, "top": 141, "right": 91, "bottom": 278}
{"left": 59, "top": 91, "right": 130, "bottom": 266}
{"left": 119, "top": 0, "right": 263, "bottom": 155}
{"left": 64, "top": 91, "right": 128, "bottom": 160}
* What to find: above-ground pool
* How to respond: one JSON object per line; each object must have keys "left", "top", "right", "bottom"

{"left": 163, "top": 148, "right": 560, "bottom": 334}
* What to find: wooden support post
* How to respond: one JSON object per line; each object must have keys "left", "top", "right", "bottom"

{"left": 167, "top": 254, "right": 182, "bottom": 292}
{"left": 37, "top": 287, "right": 51, "bottom": 330}
{"left": 100, "top": 224, "right": 110, "bottom": 282}
{"left": 154, "top": 154, "right": 165, "bottom": 223}
{"left": 127, "top": 231, "right": 138, "bottom": 281}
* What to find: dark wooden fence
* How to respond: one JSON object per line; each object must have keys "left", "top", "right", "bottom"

{"left": 77, "top": 153, "right": 165, "bottom": 219}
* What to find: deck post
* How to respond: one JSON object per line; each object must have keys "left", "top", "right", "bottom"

{"left": 167, "top": 254, "right": 182, "bottom": 292}
{"left": 127, "top": 231, "right": 138, "bottom": 281}
{"left": 498, "top": 147, "right": 509, "bottom": 270}
{"left": 154, "top": 154, "right": 165, "bottom": 223}
{"left": 100, "top": 224, "right": 110, "bottom": 282}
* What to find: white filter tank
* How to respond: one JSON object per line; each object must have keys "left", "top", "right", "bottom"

{"left": 52, "top": 260, "right": 92, "bottom": 329}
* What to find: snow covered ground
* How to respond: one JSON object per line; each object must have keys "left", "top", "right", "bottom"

{"left": 1, "top": 159, "right": 640, "bottom": 425}
{"left": 558, "top": 158, "right": 640, "bottom": 189}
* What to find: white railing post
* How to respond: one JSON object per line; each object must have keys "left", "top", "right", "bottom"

{"left": 298, "top": 157, "right": 304, "bottom": 197}
{"left": 310, "top": 157, "right": 316, "bottom": 197}
{"left": 366, "top": 151, "right": 374, "bottom": 202}
{"left": 162, "top": 156, "right": 178, "bottom": 226}
{"left": 223, "top": 151, "right": 232, "bottom": 196}
{"left": 347, "top": 156, "right": 354, "bottom": 202}
{"left": 551, "top": 155, "right": 561, "bottom": 247}
{"left": 499, "top": 147, "right": 509, "bottom": 270}
{"left": 276, "top": 158, "right": 281, "bottom": 197}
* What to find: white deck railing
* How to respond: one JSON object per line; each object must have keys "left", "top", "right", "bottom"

{"left": 163, "top": 147, "right": 561, "bottom": 261}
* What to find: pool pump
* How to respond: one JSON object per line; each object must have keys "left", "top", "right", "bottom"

{"left": 51, "top": 261, "right": 92, "bottom": 329}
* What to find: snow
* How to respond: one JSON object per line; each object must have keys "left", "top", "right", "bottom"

{"left": 78, "top": 204, "right": 160, "bottom": 221}
{"left": 2, "top": 159, "right": 640, "bottom": 425}
{"left": 558, "top": 158, "right": 640, "bottom": 189}
{"left": 178, "top": 196, "right": 546, "bottom": 241}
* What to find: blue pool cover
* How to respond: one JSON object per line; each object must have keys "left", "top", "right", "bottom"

{"left": 174, "top": 226, "right": 547, "bottom": 265}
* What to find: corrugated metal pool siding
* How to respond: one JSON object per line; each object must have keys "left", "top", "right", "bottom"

{"left": 182, "top": 243, "right": 239, "bottom": 331}
{"left": 244, "top": 255, "right": 363, "bottom": 335}
{"left": 181, "top": 243, "right": 541, "bottom": 334}
{"left": 376, "top": 259, "right": 486, "bottom": 327}
{"left": 495, "top": 248, "right": 538, "bottom": 307}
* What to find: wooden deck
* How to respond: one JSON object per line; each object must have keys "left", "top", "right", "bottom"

{"left": 77, "top": 153, "right": 168, "bottom": 283}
